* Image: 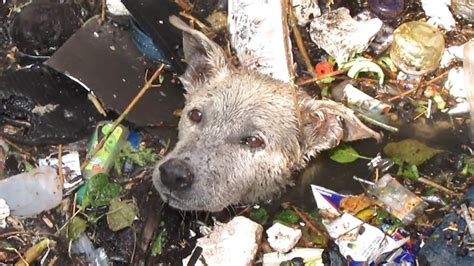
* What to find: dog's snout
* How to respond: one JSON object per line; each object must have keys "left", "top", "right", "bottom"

{"left": 159, "top": 159, "right": 195, "bottom": 191}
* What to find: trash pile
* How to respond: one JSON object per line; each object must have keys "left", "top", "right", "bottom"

{"left": 0, "top": 0, "right": 473, "bottom": 265}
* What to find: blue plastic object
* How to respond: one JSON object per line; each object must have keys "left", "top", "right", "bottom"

{"left": 130, "top": 18, "right": 174, "bottom": 66}
{"left": 418, "top": 186, "right": 474, "bottom": 265}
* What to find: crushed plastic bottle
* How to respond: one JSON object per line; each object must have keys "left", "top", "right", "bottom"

{"left": 390, "top": 21, "right": 445, "bottom": 75}
{"left": 77, "top": 122, "right": 129, "bottom": 205}
{"left": 452, "top": 0, "right": 474, "bottom": 21}
{"left": 369, "top": 174, "right": 428, "bottom": 224}
{"left": 0, "top": 166, "right": 62, "bottom": 216}
{"left": 72, "top": 233, "right": 109, "bottom": 266}
{"left": 368, "top": 0, "right": 405, "bottom": 21}
{"left": 83, "top": 122, "right": 129, "bottom": 179}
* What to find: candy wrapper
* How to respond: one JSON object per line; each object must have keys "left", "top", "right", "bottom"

{"left": 311, "top": 185, "right": 409, "bottom": 265}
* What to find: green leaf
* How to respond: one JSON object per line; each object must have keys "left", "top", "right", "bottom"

{"left": 377, "top": 55, "right": 397, "bottom": 72}
{"left": 424, "top": 186, "right": 438, "bottom": 196}
{"left": 248, "top": 208, "right": 269, "bottom": 225}
{"left": 151, "top": 229, "right": 166, "bottom": 256}
{"left": 340, "top": 56, "right": 385, "bottom": 84}
{"left": 82, "top": 173, "right": 122, "bottom": 208}
{"left": 67, "top": 217, "right": 87, "bottom": 240}
{"left": 23, "top": 161, "right": 35, "bottom": 172}
{"left": 329, "top": 144, "right": 361, "bottom": 163}
{"left": 347, "top": 61, "right": 385, "bottom": 85}
{"left": 383, "top": 139, "right": 442, "bottom": 166}
{"left": 318, "top": 76, "right": 336, "bottom": 84}
{"left": 107, "top": 198, "right": 138, "bottom": 232}
{"left": 396, "top": 162, "right": 419, "bottom": 181}
{"left": 114, "top": 142, "right": 157, "bottom": 174}
{"left": 321, "top": 87, "right": 330, "bottom": 98}
{"left": 274, "top": 209, "right": 299, "bottom": 226}
{"left": 461, "top": 156, "right": 474, "bottom": 175}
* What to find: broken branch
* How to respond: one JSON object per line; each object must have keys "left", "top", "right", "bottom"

{"left": 81, "top": 64, "right": 165, "bottom": 169}
{"left": 296, "top": 68, "right": 348, "bottom": 86}
{"left": 288, "top": 2, "right": 316, "bottom": 78}
{"left": 418, "top": 176, "right": 462, "bottom": 197}
{"left": 291, "top": 206, "right": 330, "bottom": 242}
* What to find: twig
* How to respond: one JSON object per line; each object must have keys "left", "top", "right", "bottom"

{"left": 0, "top": 137, "right": 29, "bottom": 155}
{"left": 424, "top": 69, "right": 450, "bottom": 86}
{"left": 81, "top": 64, "right": 165, "bottom": 169}
{"left": 0, "top": 230, "right": 31, "bottom": 239}
{"left": 296, "top": 68, "right": 348, "bottom": 86}
{"left": 57, "top": 145, "right": 64, "bottom": 188}
{"left": 178, "top": 11, "right": 209, "bottom": 30}
{"left": 100, "top": 0, "right": 107, "bottom": 24}
{"left": 130, "top": 229, "right": 137, "bottom": 264}
{"left": 10, "top": 247, "right": 28, "bottom": 266}
{"left": 288, "top": 2, "right": 316, "bottom": 77}
{"left": 0, "top": 230, "right": 55, "bottom": 239}
{"left": 235, "top": 206, "right": 253, "bottom": 217}
{"left": 389, "top": 69, "right": 450, "bottom": 102}
{"left": 418, "top": 177, "right": 462, "bottom": 197}
{"left": 291, "top": 206, "right": 329, "bottom": 242}
{"left": 47, "top": 255, "right": 58, "bottom": 266}
{"left": 388, "top": 87, "right": 417, "bottom": 102}
{"left": 174, "top": 0, "right": 193, "bottom": 11}
{"left": 88, "top": 93, "right": 107, "bottom": 117}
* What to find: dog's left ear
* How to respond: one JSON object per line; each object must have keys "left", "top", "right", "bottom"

{"left": 298, "top": 98, "right": 381, "bottom": 158}
{"left": 170, "top": 16, "right": 229, "bottom": 90}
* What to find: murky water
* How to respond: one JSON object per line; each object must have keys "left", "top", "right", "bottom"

{"left": 271, "top": 116, "right": 468, "bottom": 211}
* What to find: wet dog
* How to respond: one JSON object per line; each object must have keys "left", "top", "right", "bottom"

{"left": 152, "top": 16, "right": 380, "bottom": 211}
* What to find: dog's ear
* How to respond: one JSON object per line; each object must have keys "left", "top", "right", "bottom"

{"left": 170, "top": 16, "right": 229, "bottom": 90}
{"left": 298, "top": 98, "right": 381, "bottom": 158}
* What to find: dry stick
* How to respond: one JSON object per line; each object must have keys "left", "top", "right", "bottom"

{"left": 296, "top": 68, "right": 349, "bottom": 86}
{"left": 291, "top": 206, "right": 330, "bottom": 241}
{"left": 0, "top": 230, "right": 31, "bottom": 239}
{"left": 388, "top": 87, "right": 417, "bottom": 102}
{"left": 389, "top": 69, "right": 450, "bottom": 102}
{"left": 80, "top": 64, "right": 165, "bottom": 170}
{"left": 178, "top": 11, "right": 209, "bottom": 30}
{"left": 174, "top": 0, "right": 193, "bottom": 11}
{"left": 418, "top": 177, "right": 462, "bottom": 197}
{"left": 57, "top": 145, "right": 64, "bottom": 188}
{"left": 0, "top": 137, "right": 29, "bottom": 155}
{"left": 281, "top": 0, "right": 303, "bottom": 136}
{"left": 10, "top": 248, "right": 28, "bottom": 265}
{"left": 100, "top": 0, "right": 106, "bottom": 24}
{"left": 424, "top": 69, "right": 450, "bottom": 87}
{"left": 288, "top": 3, "right": 316, "bottom": 78}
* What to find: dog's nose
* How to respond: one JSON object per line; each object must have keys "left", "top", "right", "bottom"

{"left": 159, "top": 159, "right": 195, "bottom": 191}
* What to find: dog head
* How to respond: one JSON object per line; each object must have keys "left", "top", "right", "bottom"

{"left": 152, "top": 16, "right": 380, "bottom": 211}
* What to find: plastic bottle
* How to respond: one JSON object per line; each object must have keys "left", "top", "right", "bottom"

{"left": 368, "top": 0, "right": 405, "bottom": 21}
{"left": 452, "top": 0, "right": 474, "bottom": 21}
{"left": 390, "top": 21, "right": 445, "bottom": 75}
{"left": 82, "top": 122, "right": 129, "bottom": 179}
{"left": 369, "top": 174, "right": 428, "bottom": 224}
{"left": 0, "top": 166, "right": 62, "bottom": 216}
{"left": 464, "top": 39, "right": 474, "bottom": 143}
{"left": 72, "top": 233, "right": 109, "bottom": 266}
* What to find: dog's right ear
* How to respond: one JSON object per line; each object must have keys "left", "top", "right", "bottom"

{"left": 169, "top": 16, "right": 229, "bottom": 90}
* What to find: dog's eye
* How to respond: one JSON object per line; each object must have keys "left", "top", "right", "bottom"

{"left": 240, "top": 136, "right": 265, "bottom": 149}
{"left": 188, "top": 109, "right": 203, "bottom": 123}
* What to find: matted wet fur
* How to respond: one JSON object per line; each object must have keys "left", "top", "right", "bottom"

{"left": 152, "top": 16, "right": 381, "bottom": 211}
